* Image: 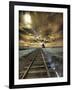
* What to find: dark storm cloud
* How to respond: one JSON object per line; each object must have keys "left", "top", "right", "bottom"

{"left": 19, "top": 11, "right": 63, "bottom": 47}
{"left": 19, "top": 28, "right": 34, "bottom": 35}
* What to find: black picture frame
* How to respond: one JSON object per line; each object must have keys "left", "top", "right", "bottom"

{"left": 9, "top": 1, "right": 70, "bottom": 89}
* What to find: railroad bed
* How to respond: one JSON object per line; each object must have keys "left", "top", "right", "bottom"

{"left": 19, "top": 48, "right": 57, "bottom": 79}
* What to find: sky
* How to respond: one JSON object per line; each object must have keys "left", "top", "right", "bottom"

{"left": 19, "top": 11, "right": 63, "bottom": 48}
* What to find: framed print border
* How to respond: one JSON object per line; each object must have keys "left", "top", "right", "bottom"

{"left": 9, "top": 1, "right": 70, "bottom": 89}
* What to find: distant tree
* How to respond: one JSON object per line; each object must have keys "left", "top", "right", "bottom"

{"left": 42, "top": 43, "right": 45, "bottom": 48}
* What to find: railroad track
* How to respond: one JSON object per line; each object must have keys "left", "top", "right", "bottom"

{"left": 19, "top": 48, "right": 58, "bottom": 79}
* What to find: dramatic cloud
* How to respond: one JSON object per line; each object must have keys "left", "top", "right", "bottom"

{"left": 19, "top": 11, "right": 63, "bottom": 48}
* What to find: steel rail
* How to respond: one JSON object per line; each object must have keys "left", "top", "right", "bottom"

{"left": 21, "top": 51, "right": 38, "bottom": 79}
{"left": 41, "top": 51, "right": 51, "bottom": 77}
